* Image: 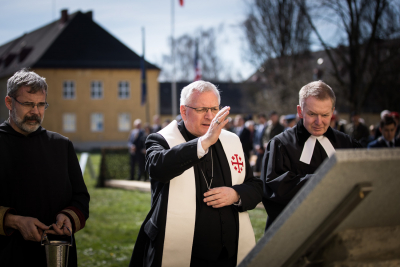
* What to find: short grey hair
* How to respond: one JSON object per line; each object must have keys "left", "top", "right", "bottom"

{"left": 180, "top": 80, "right": 220, "bottom": 106}
{"left": 7, "top": 68, "right": 48, "bottom": 98}
{"left": 299, "top": 81, "right": 335, "bottom": 110}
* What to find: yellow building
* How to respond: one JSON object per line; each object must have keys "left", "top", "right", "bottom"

{"left": 0, "top": 10, "right": 160, "bottom": 150}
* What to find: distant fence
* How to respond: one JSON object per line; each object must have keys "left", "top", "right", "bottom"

{"left": 97, "top": 147, "right": 130, "bottom": 187}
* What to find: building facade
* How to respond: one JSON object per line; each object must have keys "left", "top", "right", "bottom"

{"left": 0, "top": 10, "right": 160, "bottom": 150}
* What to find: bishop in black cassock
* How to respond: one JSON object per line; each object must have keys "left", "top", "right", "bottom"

{"left": 129, "top": 81, "right": 262, "bottom": 267}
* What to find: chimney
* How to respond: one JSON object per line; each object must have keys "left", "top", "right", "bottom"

{"left": 60, "top": 9, "right": 68, "bottom": 23}
{"left": 85, "top": 11, "right": 93, "bottom": 20}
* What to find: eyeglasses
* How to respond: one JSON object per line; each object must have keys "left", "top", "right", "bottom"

{"left": 185, "top": 105, "right": 221, "bottom": 114}
{"left": 12, "top": 97, "right": 49, "bottom": 110}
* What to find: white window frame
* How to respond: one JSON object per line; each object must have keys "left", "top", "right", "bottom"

{"left": 63, "top": 113, "right": 76, "bottom": 132}
{"left": 118, "top": 113, "right": 131, "bottom": 132}
{"left": 91, "top": 113, "right": 104, "bottom": 132}
{"left": 118, "top": 81, "right": 130, "bottom": 99}
{"left": 91, "top": 81, "right": 103, "bottom": 99}
{"left": 63, "top": 81, "right": 75, "bottom": 99}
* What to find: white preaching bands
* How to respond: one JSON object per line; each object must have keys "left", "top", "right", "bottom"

{"left": 300, "top": 135, "right": 336, "bottom": 164}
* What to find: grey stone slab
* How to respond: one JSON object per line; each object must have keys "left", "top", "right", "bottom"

{"left": 319, "top": 225, "right": 400, "bottom": 262}
{"left": 239, "top": 148, "right": 400, "bottom": 267}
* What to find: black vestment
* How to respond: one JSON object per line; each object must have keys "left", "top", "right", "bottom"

{"left": 261, "top": 119, "right": 361, "bottom": 230}
{"left": 0, "top": 122, "right": 90, "bottom": 267}
{"left": 129, "top": 121, "right": 262, "bottom": 267}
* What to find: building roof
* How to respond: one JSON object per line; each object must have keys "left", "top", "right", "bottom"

{"left": 159, "top": 82, "right": 251, "bottom": 115}
{"left": 0, "top": 10, "right": 159, "bottom": 79}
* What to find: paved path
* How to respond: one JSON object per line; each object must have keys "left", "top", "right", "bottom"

{"left": 104, "top": 179, "right": 151, "bottom": 192}
{"left": 105, "top": 179, "right": 264, "bottom": 209}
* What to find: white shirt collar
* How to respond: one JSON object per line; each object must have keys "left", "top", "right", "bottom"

{"left": 300, "top": 135, "right": 336, "bottom": 164}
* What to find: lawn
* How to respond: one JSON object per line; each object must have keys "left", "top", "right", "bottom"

{"left": 75, "top": 153, "right": 267, "bottom": 266}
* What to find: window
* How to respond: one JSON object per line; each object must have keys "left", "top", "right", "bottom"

{"left": 63, "top": 113, "right": 76, "bottom": 132}
{"left": 118, "top": 81, "right": 130, "bottom": 99}
{"left": 91, "top": 113, "right": 104, "bottom": 132}
{"left": 118, "top": 113, "right": 131, "bottom": 132}
{"left": 63, "top": 81, "right": 75, "bottom": 99}
{"left": 91, "top": 81, "right": 103, "bottom": 99}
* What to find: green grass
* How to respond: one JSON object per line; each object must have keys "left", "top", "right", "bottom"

{"left": 75, "top": 153, "right": 267, "bottom": 266}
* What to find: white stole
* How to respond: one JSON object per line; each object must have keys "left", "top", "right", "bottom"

{"left": 159, "top": 120, "right": 256, "bottom": 267}
{"left": 300, "top": 135, "right": 336, "bottom": 164}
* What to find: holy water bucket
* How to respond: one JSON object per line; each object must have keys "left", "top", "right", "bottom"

{"left": 41, "top": 226, "right": 73, "bottom": 267}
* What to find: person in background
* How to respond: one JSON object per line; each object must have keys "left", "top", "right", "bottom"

{"left": 254, "top": 113, "right": 268, "bottom": 173}
{"left": 390, "top": 111, "right": 400, "bottom": 137}
{"left": 262, "top": 111, "right": 284, "bottom": 148}
{"left": 374, "top": 110, "right": 391, "bottom": 140}
{"left": 151, "top": 115, "right": 162, "bottom": 133}
{"left": 223, "top": 117, "right": 234, "bottom": 132}
{"left": 284, "top": 114, "right": 297, "bottom": 130}
{"left": 128, "top": 119, "right": 146, "bottom": 180}
{"left": 368, "top": 116, "right": 400, "bottom": 148}
{"left": 245, "top": 119, "right": 255, "bottom": 155}
{"left": 162, "top": 119, "right": 171, "bottom": 129}
{"left": 234, "top": 115, "right": 252, "bottom": 159}
{"left": 368, "top": 124, "right": 376, "bottom": 144}
{"left": 330, "top": 111, "right": 346, "bottom": 133}
{"left": 345, "top": 111, "right": 370, "bottom": 147}
{"left": 0, "top": 69, "right": 90, "bottom": 267}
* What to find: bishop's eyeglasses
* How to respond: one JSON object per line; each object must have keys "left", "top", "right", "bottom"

{"left": 185, "top": 105, "right": 221, "bottom": 114}
{"left": 12, "top": 97, "right": 49, "bottom": 110}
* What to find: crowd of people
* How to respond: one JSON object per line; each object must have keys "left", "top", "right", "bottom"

{"left": 3, "top": 68, "right": 399, "bottom": 267}
{"left": 128, "top": 115, "right": 166, "bottom": 181}
{"left": 129, "top": 107, "right": 400, "bottom": 180}
{"left": 215, "top": 108, "right": 400, "bottom": 174}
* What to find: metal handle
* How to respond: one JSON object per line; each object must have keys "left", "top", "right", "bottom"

{"left": 41, "top": 224, "right": 73, "bottom": 246}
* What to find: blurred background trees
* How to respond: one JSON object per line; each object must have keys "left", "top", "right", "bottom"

{"left": 242, "top": 0, "right": 400, "bottom": 114}
{"left": 302, "top": 0, "right": 400, "bottom": 112}
{"left": 158, "top": 26, "right": 231, "bottom": 82}
{"left": 242, "top": 0, "right": 312, "bottom": 114}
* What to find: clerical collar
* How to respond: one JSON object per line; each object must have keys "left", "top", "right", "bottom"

{"left": 179, "top": 120, "right": 198, "bottom": 141}
{"left": 295, "top": 119, "right": 336, "bottom": 164}
{"left": 295, "top": 119, "right": 336, "bottom": 146}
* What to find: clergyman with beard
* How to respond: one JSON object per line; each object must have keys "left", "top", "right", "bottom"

{"left": 0, "top": 69, "right": 90, "bottom": 267}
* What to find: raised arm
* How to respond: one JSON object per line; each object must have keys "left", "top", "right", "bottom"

{"left": 145, "top": 133, "right": 202, "bottom": 183}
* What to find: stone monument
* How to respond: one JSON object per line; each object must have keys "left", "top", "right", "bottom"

{"left": 240, "top": 149, "right": 400, "bottom": 267}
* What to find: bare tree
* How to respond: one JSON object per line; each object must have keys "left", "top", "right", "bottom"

{"left": 299, "top": 0, "right": 400, "bottom": 112}
{"left": 243, "top": 0, "right": 311, "bottom": 66}
{"left": 158, "top": 27, "right": 228, "bottom": 82}
{"left": 242, "top": 0, "right": 313, "bottom": 113}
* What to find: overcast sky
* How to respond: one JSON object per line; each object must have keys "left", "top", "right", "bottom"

{"left": 0, "top": 0, "right": 256, "bottom": 81}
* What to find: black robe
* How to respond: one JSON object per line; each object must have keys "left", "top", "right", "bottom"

{"left": 0, "top": 122, "right": 90, "bottom": 267}
{"left": 129, "top": 121, "right": 262, "bottom": 267}
{"left": 261, "top": 119, "right": 361, "bottom": 230}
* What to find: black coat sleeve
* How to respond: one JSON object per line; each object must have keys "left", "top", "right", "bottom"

{"left": 232, "top": 155, "right": 263, "bottom": 212}
{"left": 145, "top": 133, "right": 203, "bottom": 183}
{"left": 262, "top": 138, "right": 312, "bottom": 206}
{"left": 59, "top": 140, "right": 90, "bottom": 233}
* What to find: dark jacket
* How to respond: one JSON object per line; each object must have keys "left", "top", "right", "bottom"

{"left": 0, "top": 122, "right": 90, "bottom": 267}
{"left": 129, "top": 121, "right": 262, "bottom": 267}
{"left": 261, "top": 119, "right": 361, "bottom": 230}
{"left": 368, "top": 137, "right": 400, "bottom": 148}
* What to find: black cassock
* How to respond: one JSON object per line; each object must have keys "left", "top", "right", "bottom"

{"left": 129, "top": 120, "right": 262, "bottom": 267}
{"left": 0, "top": 122, "right": 90, "bottom": 267}
{"left": 261, "top": 119, "right": 361, "bottom": 230}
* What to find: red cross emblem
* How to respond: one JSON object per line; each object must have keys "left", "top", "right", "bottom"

{"left": 231, "top": 154, "right": 243, "bottom": 173}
